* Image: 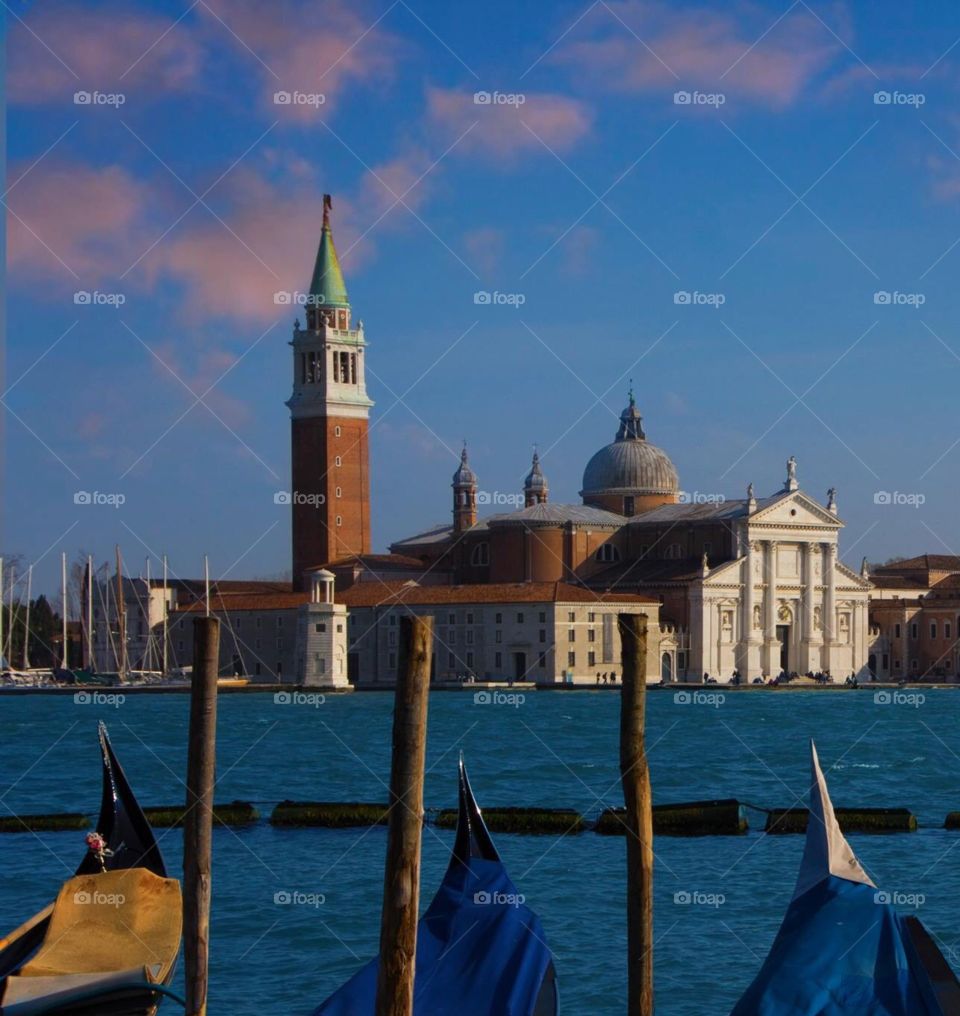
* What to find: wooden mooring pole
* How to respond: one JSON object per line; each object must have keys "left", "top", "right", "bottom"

{"left": 183, "top": 616, "right": 220, "bottom": 1016}
{"left": 375, "top": 615, "right": 433, "bottom": 1016}
{"left": 619, "top": 613, "right": 654, "bottom": 1015}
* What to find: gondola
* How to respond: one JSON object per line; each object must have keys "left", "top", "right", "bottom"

{"left": 731, "top": 740, "right": 960, "bottom": 1015}
{"left": 314, "top": 757, "right": 559, "bottom": 1015}
{"left": 0, "top": 722, "right": 183, "bottom": 1015}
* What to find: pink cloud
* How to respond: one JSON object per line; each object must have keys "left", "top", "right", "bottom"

{"left": 197, "top": 0, "right": 402, "bottom": 122}
{"left": 427, "top": 87, "right": 593, "bottom": 159}
{"left": 6, "top": 162, "right": 154, "bottom": 282}
{"left": 551, "top": 1, "right": 844, "bottom": 107}
{"left": 8, "top": 4, "right": 202, "bottom": 105}
{"left": 463, "top": 227, "right": 506, "bottom": 276}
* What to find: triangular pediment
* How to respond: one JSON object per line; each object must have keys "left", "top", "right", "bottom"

{"left": 750, "top": 490, "right": 841, "bottom": 529}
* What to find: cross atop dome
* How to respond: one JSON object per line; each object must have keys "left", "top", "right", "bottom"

{"left": 524, "top": 448, "right": 549, "bottom": 506}
{"left": 616, "top": 384, "right": 645, "bottom": 441}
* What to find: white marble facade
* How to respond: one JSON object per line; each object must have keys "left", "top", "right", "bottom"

{"left": 688, "top": 490, "right": 871, "bottom": 682}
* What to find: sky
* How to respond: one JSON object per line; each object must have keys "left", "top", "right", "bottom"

{"left": 4, "top": 0, "right": 960, "bottom": 599}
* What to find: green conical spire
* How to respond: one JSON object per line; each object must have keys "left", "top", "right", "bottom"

{"left": 308, "top": 194, "right": 349, "bottom": 308}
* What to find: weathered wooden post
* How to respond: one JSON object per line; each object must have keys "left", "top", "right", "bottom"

{"left": 375, "top": 615, "right": 433, "bottom": 1016}
{"left": 183, "top": 616, "right": 220, "bottom": 1016}
{"left": 619, "top": 612, "right": 654, "bottom": 1015}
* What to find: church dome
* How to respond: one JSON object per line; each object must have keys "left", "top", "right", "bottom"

{"left": 580, "top": 393, "right": 678, "bottom": 503}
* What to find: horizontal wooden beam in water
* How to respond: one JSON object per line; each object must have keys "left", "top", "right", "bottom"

{"left": 435, "top": 806, "right": 587, "bottom": 836}
{"left": 766, "top": 807, "right": 917, "bottom": 834}
{"left": 143, "top": 801, "right": 259, "bottom": 828}
{"left": 945, "top": 813, "right": 960, "bottom": 829}
{"left": 596, "top": 800, "right": 747, "bottom": 836}
{"left": 0, "top": 813, "right": 89, "bottom": 833}
{"left": 270, "top": 801, "right": 390, "bottom": 827}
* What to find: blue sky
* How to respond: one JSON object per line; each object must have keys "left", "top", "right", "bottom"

{"left": 5, "top": 0, "right": 960, "bottom": 597}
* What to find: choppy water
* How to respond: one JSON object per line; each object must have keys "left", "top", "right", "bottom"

{"left": 1, "top": 689, "right": 959, "bottom": 1014}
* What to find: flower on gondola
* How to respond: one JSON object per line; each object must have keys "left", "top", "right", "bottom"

{"left": 85, "top": 830, "right": 113, "bottom": 871}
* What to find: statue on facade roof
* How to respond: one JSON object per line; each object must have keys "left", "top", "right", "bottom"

{"left": 785, "top": 455, "right": 798, "bottom": 491}
{"left": 827, "top": 487, "right": 837, "bottom": 512}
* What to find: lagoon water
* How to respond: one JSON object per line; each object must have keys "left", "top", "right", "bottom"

{"left": 1, "top": 689, "right": 959, "bottom": 1014}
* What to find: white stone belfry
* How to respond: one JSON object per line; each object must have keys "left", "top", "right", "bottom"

{"left": 297, "top": 568, "right": 349, "bottom": 687}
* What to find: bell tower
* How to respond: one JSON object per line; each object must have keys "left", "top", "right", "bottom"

{"left": 287, "top": 195, "right": 373, "bottom": 590}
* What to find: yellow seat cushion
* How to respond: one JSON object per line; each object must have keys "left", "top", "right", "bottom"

{"left": 20, "top": 869, "right": 181, "bottom": 981}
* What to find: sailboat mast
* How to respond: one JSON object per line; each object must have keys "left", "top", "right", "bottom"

{"left": 0, "top": 557, "right": 4, "bottom": 670}
{"left": 204, "top": 555, "right": 210, "bottom": 618}
{"left": 162, "top": 554, "right": 169, "bottom": 677}
{"left": 23, "top": 565, "right": 32, "bottom": 670}
{"left": 7, "top": 565, "right": 15, "bottom": 668}
{"left": 61, "top": 552, "right": 68, "bottom": 669}
{"left": 116, "top": 546, "right": 126, "bottom": 680}
{"left": 86, "top": 555, "right": 93, "bottom": 670}
{"left": 145, "top": 557, "right": 152, "bottom": 672}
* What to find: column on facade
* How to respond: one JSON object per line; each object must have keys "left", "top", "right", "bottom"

{"left": 803, "top": 542, "right": 816, "bottom": 642}
{"left": 741, "top": 542, "right": 755, "bottom": 641}
{"left": 823, "top": 542, "right": 837, "bottom": 647}
{"left": 763, "top": 539, "right": 778, "bottom": 675}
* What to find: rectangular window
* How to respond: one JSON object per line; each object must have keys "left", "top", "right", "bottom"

{"left": 539, "top": 629, "right": 546, "bottom": 643}
{"left": 255, "top": 662, "right": 261, "bottom": 676}
{"left": 517, "top": 613, "right": 525, "bottom": 623}
{"left": 539, "top": 612, "right": 546, "bottom": 623}
{"left": 495, "top": 652, "right": 502, "bottom": 668}
{"left": 538, "top": 652, "right": 546, "bottom": 668}
{"left": 495, "top": 612, "right": 502, "bottom": 624}
{"left": 911, "top": 623, "right": 919, "bottom": 639}
{"left": 588, "top": 629, "right": 596, "bottom": 642}
{"left": 448, "top": 653, "right": 455, "bottom": 668}
{"left": 466, "top": 631, "right": 474, "bottom": 644}
{"left": 276, "top": 638, "right": 283, "bottom": 650}
{"left": 894, "top": 623, "right": 901, "bottom": 639}
{"left": 448, "top": 613, "right": 456, "bottom": 625}
{"left": 495, "top": 631, "right": 502, "bottom": 643}
{"left": 947, "top": 622, "right": 953, "bottom": 640}
{"left": 389, "top": 614, "right": 397, "bottom": 625}
{"left": 389, "top": 653, "right": 396, "bottom": 669}
{"left": 255, "top": 639, "right": 261, "bottom": 651}
{"left": 568, "top": 629, "right": 575, "bottom": 642}
{"left": 588, "top": 612, "right": 596, "bottom": 623}
{"left": 567, "top": 651, "right": 576, "bottom": 667}
{"left": 568, "top": 611, "right": 575, "bottom": 622}
{"left": 466, "top": 612, "right": 474, "bottom": 624}
{"left": 931, "top": 622, "right": 938, "bottom": 640}
{"left": 467, "top": 652, "right": 474, "bottom": 667}
{"left": 588, "top": 651, "right": 596, "bottom": 667}
{"left": 449, "top": 631, "right": 456, "bottom": 644}
{"left": 882, "top": 653, "right": 889, "bottom": 670}
{"left": 315, "top": 623, "right": 326, "bottom": 633}
{"left": 277, "top": 616, "right": 283, "bottom": 628}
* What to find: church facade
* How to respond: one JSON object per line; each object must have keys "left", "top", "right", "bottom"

{"left": 289, "top": 201, "right": 873, "bottom": 685}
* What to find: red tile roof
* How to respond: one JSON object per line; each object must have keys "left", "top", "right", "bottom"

{"left": 172, "top": 592, "right": 309, "bottom": 614}
{"left": 337, "top": 580, "right": 657, "bottom": 608}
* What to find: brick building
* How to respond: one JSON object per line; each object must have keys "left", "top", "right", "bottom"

{"left": 867, "top": 556, "right": 960, "bottom": 679}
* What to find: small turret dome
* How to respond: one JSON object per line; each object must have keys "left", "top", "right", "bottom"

{"left": 452, "top": 445, "right": 477, "bottom": 487}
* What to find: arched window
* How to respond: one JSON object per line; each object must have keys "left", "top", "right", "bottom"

{"left": 664, "top": 543, "right": 682, "bottom": 559}
{"left": 596, "top": 544, "right": 621, "bottom": 563}
{"left": 471, "top": 542, "right": 490, "bottom": 567}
